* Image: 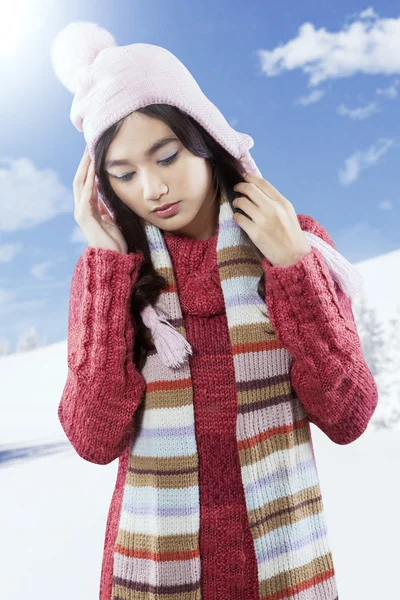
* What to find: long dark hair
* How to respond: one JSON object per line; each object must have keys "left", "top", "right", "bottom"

{"left": 94, "top": 104, "right": 266, "bottom": 372}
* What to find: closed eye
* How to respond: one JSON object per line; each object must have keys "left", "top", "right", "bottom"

{"left": 117, "top": 151, "right": 180, "bottom": 182}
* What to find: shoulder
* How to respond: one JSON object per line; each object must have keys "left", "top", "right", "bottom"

{"left": 296, "top": 213, "right": 337, "bottom": 250}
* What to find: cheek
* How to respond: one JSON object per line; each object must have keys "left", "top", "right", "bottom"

{"left": 110, "top": 183, "right": 142, "bottom": 215}
{"left": 178, "top": 156, "right": 211, "bottom": 191}
{"left": 110, "top": 179, "right": 136, "bottom": 203}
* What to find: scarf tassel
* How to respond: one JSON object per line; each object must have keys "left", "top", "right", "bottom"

{"left": 303, "top": 231, "right": 364, "bottom": 300}
{"left": 140, "top": 237, "right": 364, "bottom": 368}
{"left": 140, "top": 305, "right": 193, "bottom": 368}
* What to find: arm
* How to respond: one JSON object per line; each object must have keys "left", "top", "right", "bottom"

{"left": 262, "top": 214, "right": 378, "bottom": 445}
{"left": 58, "top": 246, "right": 147, "bottom": 464}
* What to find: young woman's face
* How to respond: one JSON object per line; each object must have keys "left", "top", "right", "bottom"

{"left": 104, "top": 112, "right": 218, "bottom": 239}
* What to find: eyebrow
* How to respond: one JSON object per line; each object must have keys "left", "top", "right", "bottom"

{"left": 104, "top": 136, "right": 178, "bottom": 169}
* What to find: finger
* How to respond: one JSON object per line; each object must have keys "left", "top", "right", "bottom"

{"left": 73, "top": 148, "right": 91, "bottom": 190}
{"left": 234, "top": 181, "right": 266, "bottom": 208}
{"left": 73, "top": 150, "right": 94, "bottom": 217}
{"left": 81, "top": 161, "right": 95, "bottom": 205}
{"left": 233, "top": 211, "right": 259, "bottom": 241}
{"left": 234, "top": 196, "right": 260, "bottom": 223}
{"left": 244, "top": 173, "right": 286, "bottom": 204}
{"left": 78, "top": 148, "right": 91, "bottom": 179}
{"left": 84, "top": 159, "right": 95, "bottom": 187}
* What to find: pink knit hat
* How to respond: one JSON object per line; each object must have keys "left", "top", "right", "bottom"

{"left": 50, "top": 20, "right": 364, "bottom": 368}
{"left": 50, "top": 21, "right": 260, "bottom": 176}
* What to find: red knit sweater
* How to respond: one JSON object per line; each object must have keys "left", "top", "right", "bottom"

{"left": 58, "top": 214, "right": 378, "bottom": 600}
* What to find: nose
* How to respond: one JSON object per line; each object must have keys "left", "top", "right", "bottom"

{"left": 141, "top": 171, "right": 168, "bottom": 204}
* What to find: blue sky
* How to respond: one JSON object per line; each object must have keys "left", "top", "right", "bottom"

{"left": 1, "top": 0, "right": 399, "bottom": 352}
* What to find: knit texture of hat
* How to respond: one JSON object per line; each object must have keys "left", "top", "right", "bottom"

{"left": 50, "top": 20, "right": 259, "bottom": 175}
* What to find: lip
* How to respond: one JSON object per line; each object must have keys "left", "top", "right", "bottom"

{"left": 153, "top": 202, "right": 179, "bottom": 213}
{"left": 152, "top": 201, "right": 181, "bottom": 217}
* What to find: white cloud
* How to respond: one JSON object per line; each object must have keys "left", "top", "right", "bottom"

{"left": 30, "top": 261, "right": 57, "bottom": 281}
{"left": 376, "top": 78, "right": 400, "bottom": 99}
{"left": 377, "top": 199, "right": 393, "bottom": 210}
{"left": 338, "top": 138, "right": 395, "bottom": 186}
{"left": 295, "top": 89, "right": 326, "bottom": 106}
{"left": 0, "top": 242, "right": 23, "bottom": 263}
{"left": 337, "top": 101, "right": 379, "bottom": 120}
{"left": 0, "top": 156, "right": 73, "bottom": 233}
{"left": 358, "top": 8, "right": 378, "bottom": 20}
{"left": 257, "top": 9, "right": 400, "bottom": 87}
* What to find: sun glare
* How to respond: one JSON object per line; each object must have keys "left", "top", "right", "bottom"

{"left": 0, "top": 0, "right": 51, "bottom": 57}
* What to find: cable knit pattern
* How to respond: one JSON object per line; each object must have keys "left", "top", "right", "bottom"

{"left": 163, "top": 225, "right": 224, "bottom": 316}
{"left": 262, "top": 215, "right": 378, "bottom": 444}
{"left": 59, "top": 247, "right": 147, "bottom": 465}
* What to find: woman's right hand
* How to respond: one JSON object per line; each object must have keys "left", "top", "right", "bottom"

{"left": 73, "top": 146, "right": 128, "bottom": 254}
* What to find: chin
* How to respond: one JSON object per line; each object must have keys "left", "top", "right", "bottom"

{"left": 157, "top": 208, "right": 197, "bottom": 236}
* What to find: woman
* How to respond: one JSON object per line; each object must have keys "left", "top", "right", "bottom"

{"left": 52, "top": 21, "right": 378, "bottom": 600}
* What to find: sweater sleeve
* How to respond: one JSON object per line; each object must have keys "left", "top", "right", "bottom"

{"left": 262, "top": 214, "right": 378, "bottom": 445}
{"left": 58, "top": 246, "right": 147, "bottom": 464}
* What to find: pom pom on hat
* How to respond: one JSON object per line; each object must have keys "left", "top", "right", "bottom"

{"left": 50, "top": 21, "right": 117, "bottom": 93}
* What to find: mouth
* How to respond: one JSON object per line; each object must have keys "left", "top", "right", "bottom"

{"left": 152, "top": 201, "right": 181, "bottom": 217}
{"left": 153, "top": 202, "right": 179, "bottom": 213}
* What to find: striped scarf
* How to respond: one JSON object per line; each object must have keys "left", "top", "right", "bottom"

{"left": 111, "top": 189, "right": 342, "bottom": 600}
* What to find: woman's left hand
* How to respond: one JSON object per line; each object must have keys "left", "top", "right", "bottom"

{"left": 232, "top": 173, "right": 313, "bottom": 267}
